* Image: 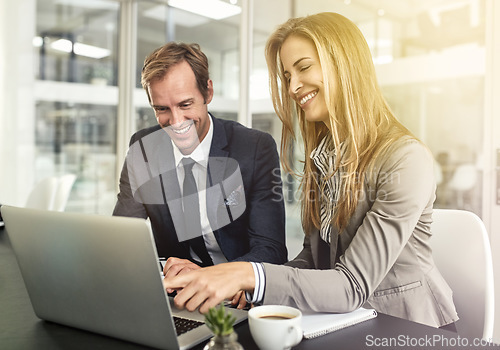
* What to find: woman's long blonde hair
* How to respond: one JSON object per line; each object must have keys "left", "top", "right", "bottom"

{"left": 265, "top": 12, "right": 414, "bottom": 234}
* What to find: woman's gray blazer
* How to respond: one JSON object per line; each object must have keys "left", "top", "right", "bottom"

{"left": 262, "top": 137, "right": 459, "bottom": 328}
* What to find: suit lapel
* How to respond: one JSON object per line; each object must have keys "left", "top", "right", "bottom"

{"left": 207, "top": 116, "right": 229, "bottom": 186}
{"left": 141, "top": 128, "right": 184, "bottom": 239}
{"left": 206, "top": 116, "right": 230, "bottom": 251}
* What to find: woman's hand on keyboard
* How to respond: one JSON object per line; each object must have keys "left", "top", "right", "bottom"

{"left": 163, "top": 261, "right": 254, "bottom": 314}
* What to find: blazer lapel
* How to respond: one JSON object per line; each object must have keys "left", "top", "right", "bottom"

{"left": 310, "top": 230, "right": 322, "bottom": 268}
{"left": 310, "top": 224, "right": 340, "bottom": 269}
{"left": 329, "top": 225, "right": 340, "bottom": 267}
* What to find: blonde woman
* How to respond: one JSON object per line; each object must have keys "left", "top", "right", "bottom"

{"left": 163, "top": 12, "right": 458, "bottom": 329}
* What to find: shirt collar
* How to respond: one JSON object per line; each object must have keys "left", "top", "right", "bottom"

{"left": 310, "top": 135, "right": 335, "bottom": 176}
{"left": 172, "top": 114, "right": 213, "bottom": 169}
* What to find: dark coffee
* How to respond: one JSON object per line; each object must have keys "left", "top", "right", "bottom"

{"left": 258, "top": 314, "right": 295, "bottom": 320}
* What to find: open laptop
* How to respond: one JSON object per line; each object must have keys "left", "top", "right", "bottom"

{"left": 1, "top": 205, "right": 247, "bottom": 350}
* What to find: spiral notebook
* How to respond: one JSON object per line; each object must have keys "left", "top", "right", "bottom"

{"left": 301, "top": 307, "right": 377, "bottom": 339}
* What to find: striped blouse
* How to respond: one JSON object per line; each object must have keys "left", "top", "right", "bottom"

{"left": 310, "top": 136, "right": 343, "bottom": 244}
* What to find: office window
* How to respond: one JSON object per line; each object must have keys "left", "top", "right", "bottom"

{"left": 383, "top": 77, "right": 485, "bottom": 216}
{"left": 34, "top": 0, "right": 120, "bottom": 214}
{"left": 35, "top": 0, "right": 119, "bottom": 85}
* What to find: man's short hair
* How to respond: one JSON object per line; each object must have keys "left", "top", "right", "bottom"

{"left": 141, "top": 42, "right": 210, "bottom": 102}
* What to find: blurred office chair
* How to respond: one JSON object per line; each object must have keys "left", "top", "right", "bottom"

{"left": 25, "top": 176, "right": 59, "bottom": 210}
{"left": 431, "top": 209, "right": 494, "bottom": 341}
{"left": 25, "top": 174, "right": 76, "bottom": 212}
{"left": 52, "top": 174, "right": 76, "bottom": 212}
{"left": 447, "top": 164, "right": 478, "bottom": 208}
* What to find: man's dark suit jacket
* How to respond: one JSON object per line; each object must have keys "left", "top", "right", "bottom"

{"left": 113, "top": 116, "right": 287, "bottom": 264}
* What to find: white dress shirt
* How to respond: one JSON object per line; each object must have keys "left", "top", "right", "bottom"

{"left": 171, "top": 115, "right": 228, "bottom": 265}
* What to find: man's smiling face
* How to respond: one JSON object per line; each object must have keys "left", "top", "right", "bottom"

{"left": 149, "top": 60, "right": 213, "bottom": 155}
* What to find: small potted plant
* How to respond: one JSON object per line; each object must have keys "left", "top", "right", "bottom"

{"left": 204, "top": 303, "right": 243, "bottom": 350}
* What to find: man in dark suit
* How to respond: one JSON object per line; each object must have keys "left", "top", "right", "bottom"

{"left": 113, "top": 42, "right": 287, "bottom": 280}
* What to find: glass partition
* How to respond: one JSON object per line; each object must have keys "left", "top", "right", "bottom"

{"left": 383, "top": 77, "right": 485, "bottom": 216}
{"left": 35, "top": 101, "right": 117, "bottom": 213}
{"left": 35, "top": 0, "right": 119, "bottom": 85}
{"left": 34, "top": 0, "right": 120, "bottom": 214}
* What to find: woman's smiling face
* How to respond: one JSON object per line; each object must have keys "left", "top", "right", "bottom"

{"left": 280, "top": 35, "right": 332, "bottom": 125}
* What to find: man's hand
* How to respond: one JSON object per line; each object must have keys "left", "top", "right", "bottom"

{"left": 163, "top": 257, "right": 201, "bottom": 293}
{"left": 163, "top": 262, "right": 255, "bottom": 313}
{"left": 163, "top": 257, "right": 201, "bottom": 276}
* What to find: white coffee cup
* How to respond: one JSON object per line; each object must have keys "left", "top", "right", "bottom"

{"left": 248, "top": 305, "right": 303, "bottom": 350}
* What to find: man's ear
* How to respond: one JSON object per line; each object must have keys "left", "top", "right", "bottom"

{"left": 205, "top": 80, "right": 214, "bottom": 104}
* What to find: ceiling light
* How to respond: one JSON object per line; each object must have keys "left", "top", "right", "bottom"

{"left": 49, "top": 39, "right": 111, "bottom": 59}
{"left": 54, "top": 0, "right": 118, "bottom": 10}
{"left": 32, "top": 36, "right": 44, "bottom": 47}
{"left": 50, "top": 38, "right": 73, "bottom": 53}
{"left": 167, "top": 0, "right": 241, "bottom": 20}
{"left": 143, "top": 5, "right": 210, "bottom": 28}
{"left": 74, "top": 42, "right": 111, "bottom": 59}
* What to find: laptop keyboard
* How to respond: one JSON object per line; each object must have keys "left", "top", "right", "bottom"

{"left": 173, "top": 316, "right": 204, "bottom": 336}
